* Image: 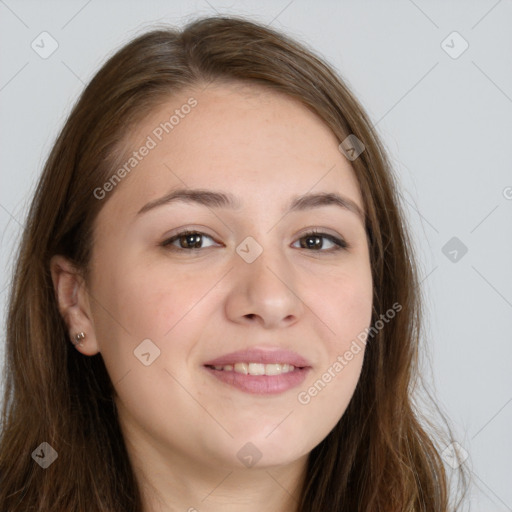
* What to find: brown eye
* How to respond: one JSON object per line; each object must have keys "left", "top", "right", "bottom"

{"left": 160, "top": 229, "right": 347, "bottom": 253}
{"left": 178, "top": 232, "right": 203, "bottom": 249}
{"left": 161, "top": 230, "right": 218, "bottom": 250}
{"left": 294, "top": 232, "right": 348, "bottom": 252}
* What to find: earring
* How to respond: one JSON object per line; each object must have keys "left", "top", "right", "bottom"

{"left": 72, "top": 332, "right": 86, "bottom": 346}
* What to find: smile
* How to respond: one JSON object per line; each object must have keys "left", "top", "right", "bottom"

{"left": 206, "top": 362, "right": 299, "bottom": 375}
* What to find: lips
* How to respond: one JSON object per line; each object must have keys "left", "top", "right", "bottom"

{"left": 203, "top": 348, "right": 312, "bottom": 395}
{"left": 203, "top": 348, "right": 311, "bottom": 368}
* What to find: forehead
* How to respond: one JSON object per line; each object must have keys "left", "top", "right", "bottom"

{"left": 98, "top": 82, "right": 363, "bottom": 220}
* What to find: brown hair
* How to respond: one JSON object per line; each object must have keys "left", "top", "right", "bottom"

{"left": 0, "top": 15, "right": 469, "bottom": 511}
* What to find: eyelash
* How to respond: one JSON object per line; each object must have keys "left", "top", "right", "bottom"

{"left": 160, "top": 229, "right": 349, "bottom": 253}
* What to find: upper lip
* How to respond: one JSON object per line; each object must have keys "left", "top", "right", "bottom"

{"left": 203, "top": 348, "right": 311, "bottom": 368}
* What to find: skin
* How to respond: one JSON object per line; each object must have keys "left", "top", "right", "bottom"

{"left": 51, "top": 82, "right": 373, "bottom": 512}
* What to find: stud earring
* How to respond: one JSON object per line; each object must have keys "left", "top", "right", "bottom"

{"left": 72, "top": 332, "right": 86, "bottom": 346}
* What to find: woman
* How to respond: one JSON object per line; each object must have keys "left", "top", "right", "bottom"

{"left": 0, "top": 15, "right": 468, "bottom": 511}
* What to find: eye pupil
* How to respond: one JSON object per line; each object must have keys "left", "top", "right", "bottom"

{"left": 302, "top": 235, "right": 322, "bottom": 250}
{"left": 182, "top": 233, "right": 202, "bottom": 248}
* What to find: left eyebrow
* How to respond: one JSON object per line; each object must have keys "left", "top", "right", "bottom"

{"left": 136, "top": 188, "right": 365, "bottom": 223}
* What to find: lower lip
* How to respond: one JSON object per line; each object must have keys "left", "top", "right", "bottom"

{"left": 203, "top": 366, "right": 310, "bottom": 395}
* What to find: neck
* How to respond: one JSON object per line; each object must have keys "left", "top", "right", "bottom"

{"left": 141, "top": 463, "right": 306, "bottom": 512}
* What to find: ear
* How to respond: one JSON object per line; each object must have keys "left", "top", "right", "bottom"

{"left": 50, "top": 254, "right": 100, "bottom": 356}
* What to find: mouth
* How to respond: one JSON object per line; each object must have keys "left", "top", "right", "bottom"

{"left": 205, "top": 362, "right": 303, "bottom": 375}
{"left": 202, "top": 348, "right": 311, "bottom": 395}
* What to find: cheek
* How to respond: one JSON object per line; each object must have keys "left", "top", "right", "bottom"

{"left": 93, "top": 261, "right": 219, "bottom": 341}
{"left": 293, "top": 267, "right": 372, "bottom": 430}
{"left": 320, "top": 265, "right": 374, "bottom": 344}
{"left": 88, "top": 264, "right": 217, "bottom": 440}
{"left": 88, "top": 259, "right": 232, "bottom": 390}
{"left": 295, "top": 358, "right": 364, "bottom": 452}
{"left": 294, "top": 321, "right": 369, "bottom": 451}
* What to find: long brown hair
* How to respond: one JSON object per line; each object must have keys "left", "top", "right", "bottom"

{"left": 0, "top": 15, "right": 469, "bottom": 511}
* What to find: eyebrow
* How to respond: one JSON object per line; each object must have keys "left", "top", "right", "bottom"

{"left": 137, "top": 188, "right": 365, "bottom": 223}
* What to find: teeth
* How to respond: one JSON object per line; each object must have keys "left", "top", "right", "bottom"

{"left": 234, "top": 362, "right": 249, "bottom": 374}
{"left": 212, "top": 362, "right": 296, "bottom": 375}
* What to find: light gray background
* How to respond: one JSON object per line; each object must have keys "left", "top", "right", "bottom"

{"left": 1, "top": 1, "right": 511, "bottom": 510}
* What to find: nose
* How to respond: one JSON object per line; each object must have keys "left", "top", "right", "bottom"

{"left": 224, "top": 246, "right": 305, "bottom": 329}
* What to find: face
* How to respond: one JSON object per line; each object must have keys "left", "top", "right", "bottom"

{"left": 75, "top": 82, "right": 373, "bottom": 471}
